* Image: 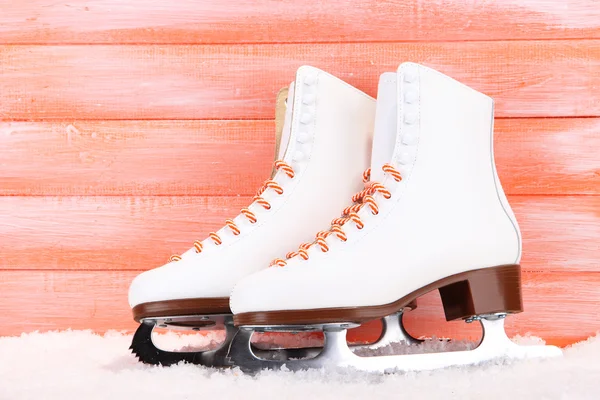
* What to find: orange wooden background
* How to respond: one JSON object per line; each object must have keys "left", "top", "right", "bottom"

{"left": 1, "top": 1, "right": 599, "bottom": 346}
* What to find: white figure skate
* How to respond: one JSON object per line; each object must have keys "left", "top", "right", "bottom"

{"left": 228, "top": 63, "right": 562, "bottom": 372}
{"left": 128, "top": 66, "right": 416, "bottom": 366}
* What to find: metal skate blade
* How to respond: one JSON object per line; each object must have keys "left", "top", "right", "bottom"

{"left": 227, "top": 315, "right": 562, "bottom": 373}
{"left": 131, "top": 315, "right": 339, "bottom": 367}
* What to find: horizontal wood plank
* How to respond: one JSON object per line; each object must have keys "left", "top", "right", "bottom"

{"left": 1, "top": 41, "right": 599, "bottom": 120}
{"left": 1, "top": 196, "right": 598, "bottom": 272}
{"left": 0, "top": 120, "right": 274, "bottom": 196}
{"left": 495, "top": 118, "right": 600, "bottom": 195}
{"left": 1, "top": 269, "right": 597, "bottom": 346}
{"left": 516, "top": 196, "right": 600, "bottom": 274}
{"left": 0, "top": 196, "right": 247, "bottom": 270}
{"left": 1, "top": 118, "right": 598, "bottom": 196}
{"left": 1, "top": 0, "right": 599, "bottom": 44}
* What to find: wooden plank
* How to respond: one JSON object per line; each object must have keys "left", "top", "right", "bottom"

{"left": 0, "top": 120, "right": 274, "bottom": 196}
{"left": 1, "top": 0, "right": 599, "bottom": 44}
{"left": 1, "top": 41, "right": 599, "bottom": 120}
{"left": 0, "top": 196, "right": 247, "bottom": 271}
{"left": 495, "top": 118, "right": 600, "bottom": 195}
{"left": 1, "top": 196, "right": 598, "bottom": 272}
{"left": 1, "top": 269, "right": 597, "bottom": 346}
{"left": 514, "top": 197, "right": 600, "bottom": 274}
{"left": 1, "top": 118, "right": 598, "bottom": 196}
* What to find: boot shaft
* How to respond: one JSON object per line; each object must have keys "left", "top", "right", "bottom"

{"left": 128, "top": 66, "right": 376, "bottom": 307}
{"left": 384, "top": 63, "right": 521, "bottom": 265}
{"left": 230, "top": 64, "right": 524, "bottom": 316}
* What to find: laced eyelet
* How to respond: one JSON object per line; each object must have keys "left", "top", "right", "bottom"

{"left": 209, "top": 232, "right": 223, "bottom": 245}
{"left": 268, "top": 164, "right": 402, "bottom": 268}
{"left": 225, "top": 219, "right": 241, "bottom": 236}
{"left": 170, "top": 161, "right": 294, "bottom": 261}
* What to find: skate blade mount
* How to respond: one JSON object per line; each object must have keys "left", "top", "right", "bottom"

{"left": 341, "top": 312, "right": 421, "bottom": 350}
{"left": 130, "top": 314, "right": 237, "bottom": 367}
{"left": 238, "top": 312, "right": 420, "bottom": 362}
{"left": 226, "top": 313, "right": 562, "bottom": 373}
{"left": 131, "top": 312, "right": 419, "bottom": 367}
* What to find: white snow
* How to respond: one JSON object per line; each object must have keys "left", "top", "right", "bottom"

{"left": 1, "top": 330, "right": 599, "bottom": 400}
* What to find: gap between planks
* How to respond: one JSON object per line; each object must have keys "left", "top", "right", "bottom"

{"left": 1, "top": 116, "right": 598, "bottom": 122}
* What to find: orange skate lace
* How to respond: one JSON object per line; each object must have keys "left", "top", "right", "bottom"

{"left": 270, "top": 163, "right": 402, "bottom": 267}
{"left": 169, "top": 160, "right": 294, "bottom": 262}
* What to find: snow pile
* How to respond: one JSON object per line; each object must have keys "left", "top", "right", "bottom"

{"left": 1, "top": 330, "right": 599, "bottom": 399}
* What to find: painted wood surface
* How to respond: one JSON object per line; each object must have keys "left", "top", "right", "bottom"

{"left": 2, "top": 0, "right": 599, "bottom": 345}
{"left": 0, "top": 196, "right": 247, "bottom": 271}
{"left": 1, "top": 196, "right": 598, "bottom": 272}
{"left": 1, "top": 41, "right": 599, "bottom": 121}
{"left": 2, "top": 0, "right": 599, "bottom": 44}
{"left": 2, "top": 118, "right": 599, "bottom": 196}
{"left": 0, "top": 120, "right": 274, "bottom": 196}
{"left": 1, "top": 269, "right": 597, "bottom": 346}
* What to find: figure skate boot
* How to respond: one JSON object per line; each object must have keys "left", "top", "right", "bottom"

{"left": 228, "top": 63, "right": 562, "bottom": 372}
{"left": 128, "top": 66, "right": 414, "bottom": 366}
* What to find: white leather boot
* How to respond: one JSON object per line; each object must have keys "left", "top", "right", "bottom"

{"left": 229, "top": 63, "right": 562, "bottom": 372}
{"left": 127, "top": 66, "right": 378, "bottom": 366}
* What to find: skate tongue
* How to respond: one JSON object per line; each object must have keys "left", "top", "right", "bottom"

{"left": 276, "top": 81, "right": 295, "bottom": 161}
{"left": 273, "top": 86, "right": 289, "bottom": 163}
{"left": 370, "top": 72, "right": 397, "bottom": 183}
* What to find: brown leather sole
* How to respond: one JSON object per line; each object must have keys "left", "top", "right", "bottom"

{"left": 132, "top": 297, "right": 230, "bottom": 322}
{"left": 234, "top": 264, "right": 523, "bottom": 326}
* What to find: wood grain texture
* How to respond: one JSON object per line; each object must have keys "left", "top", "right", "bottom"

{"left": 1, "top": 196, "right": 598, "bottom": 272}
{"left": 0, "top": 120, "right": 274, "bottom": 196}
{"left": 1, "top": 118, "right": 599, "bottom": 196}
{"left": 495, "top": 118, "right": 600, "bottom": 195}
{"left": 515, "top": 197, "right": 600, "bottom": 274}
{"left": 0, "top": 196, "right": 247, "bottom": 271}
{"left": 1, "top": 0, "right": 599, "bottom": 44}
{"left": 1, "top": 41, "right": 599, "bottom": 121}
{"left": 2, "top": 0, "right": 598, "bottom": 345}
{"left": 1, "top": 269, "right": 597, "bottom": 346}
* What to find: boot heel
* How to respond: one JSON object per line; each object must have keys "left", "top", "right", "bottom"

{"left": 438, "top": 264, "right": 523, "bottom": 321}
